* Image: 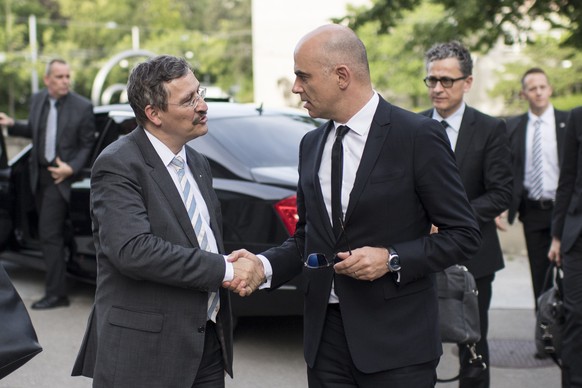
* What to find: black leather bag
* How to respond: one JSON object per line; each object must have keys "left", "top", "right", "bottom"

{"left": 0, "top": 264, "right": 43, "bottom": 379}
{"left": 437, "top": 264, "right": 481, "bottom": 344}
{"left": 535, "top": 263, "right": 564, "bottom": 367}
{"left": 436, "top": 264, "right": 485, "bottom": 383}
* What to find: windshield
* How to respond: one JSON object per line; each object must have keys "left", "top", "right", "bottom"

{"left": 209, "top": 114, "right": 320, "bottom": 168}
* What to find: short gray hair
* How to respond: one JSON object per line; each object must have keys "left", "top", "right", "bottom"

{"left": 126, "top": 55, "right": 192, "bottom": 126}
{"left": 424, "top": 41, "right": 473, "bottom": 77}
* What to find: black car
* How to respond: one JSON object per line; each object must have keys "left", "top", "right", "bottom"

{"left": 0, "top": 102, "right": 323, "bottom": 317}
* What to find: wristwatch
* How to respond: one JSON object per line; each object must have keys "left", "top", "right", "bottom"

{"left": 387, "top": 247, "right": 401, "bottom": 272}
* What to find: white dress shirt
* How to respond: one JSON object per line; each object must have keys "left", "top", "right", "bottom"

{"left": 524, "top": 106, "right": 560, "bottom": 201}
{"left": 259, "top": 93, "right": 380, "bottom": 296}
{"left": 431, "top": 103, "right": 466, "bottom": 151}
{"left": 144, "top": 130, "right": 234, "bottom": 281}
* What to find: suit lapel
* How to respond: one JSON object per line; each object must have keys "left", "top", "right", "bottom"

{"left": 132, "top": 127, "right": 200, "bottom": 248}
{"left": 344, "top": 98, "right": 391, "bottom": 223}
{"left": 555, "top": 110, "right": 568, "bottom": 162}
{"left": 454, "top": 107, "right": 477, "bottom": 166}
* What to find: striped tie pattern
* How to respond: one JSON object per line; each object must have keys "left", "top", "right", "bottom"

{"left": 45, "top": 98, "right": 58, "bottom": 162}
{"left": 170, "top": 155, "right": 219, "bottom": 322}
{"left": 530, "top": 119, "right": 544, "bottom": 200}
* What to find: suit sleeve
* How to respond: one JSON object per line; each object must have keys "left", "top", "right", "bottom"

{"left": 394, "top": 119, "right": 481, "bottom": 284}
{"left": 552, "top": 109, "right": 580, "bottom": 239}
{"left": 469, "top": 118, "right": 513, "bottom": 222}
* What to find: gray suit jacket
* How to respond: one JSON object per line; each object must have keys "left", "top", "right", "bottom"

{"left": 9, "top": 89, "right": 95, "bottom": 200}
{"left": 72, "top": 127, "right": 233, "bottom": 387}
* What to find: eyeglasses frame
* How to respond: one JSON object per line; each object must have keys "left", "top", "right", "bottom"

{"left": 423, "top": 76, "right": 468, "bottom": 89}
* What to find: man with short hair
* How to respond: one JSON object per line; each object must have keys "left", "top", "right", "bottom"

{"left": 72, "top": 55, "right": 264, "bottom": 387}
{"left": 421, "top": 41, "right": 513, "bottom": 388}
{"left": 228, "top": 25, "right": 481, "bottom": 388}
{"left": 0, "top": 59, "right": 95, "bottom": 309}
{"left": 506, "top": 68, "right": 569, "bottom": 312}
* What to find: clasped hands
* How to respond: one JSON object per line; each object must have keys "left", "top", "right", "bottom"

{"left": 222, "top": 250, "right": 266, "bottom": 297}
{"left": 223, "top": 246, "right": 391, "bottom": 296}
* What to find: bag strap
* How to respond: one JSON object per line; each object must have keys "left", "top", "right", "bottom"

{"left": 437, "top": 344, "right": 487, "bottom": 383}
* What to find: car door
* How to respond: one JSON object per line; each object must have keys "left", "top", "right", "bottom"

{"left": 0, "top": 127, "right": 12, "bottom": 250}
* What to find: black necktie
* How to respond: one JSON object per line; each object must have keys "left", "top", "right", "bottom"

{"left": 331, "top": 125, "right": 350, "bottom": 237}
{"left": 441, "top": 120, "right": 449, "bottom": 129}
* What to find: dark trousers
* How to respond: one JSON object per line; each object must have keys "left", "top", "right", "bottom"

{"left": 307, "top": 304, "right": 438, "bottom": 388}
{"left": 37, "top": 168, "right": 69, "bottom": 297}
{"left": 561, "top": 239, "right": 582, "bottom": 388}
{"left": 459, "top": 274, "right": 494, "bottom": 388}
{"left": 192, "top": 321, "right": 225, "bottom": 388}
{"left": 521, "top": 205, "right": 554, "bottom": 310}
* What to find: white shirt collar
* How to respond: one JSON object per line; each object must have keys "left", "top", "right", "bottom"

{"left": 528, "top": 104, "right": 555, "bottom": 125}
{"left": 333, "top": 92, "right": 379, "bottom": 136}
{"left": 432, "top": 102, "right": 466, "bottom": 133}
{"left": 143, "top": 129, "right": 186, "bottom": 166}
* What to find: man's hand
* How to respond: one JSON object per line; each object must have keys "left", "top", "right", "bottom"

{"left": 0, "top": 112, "right": 15, "bottom": 127}
{"left": 223, "top": 249, "right": 265, "bottom": 296}
{"left": 47, "top": 157, "right": 73, "bottom": 184}
{"left": 548, "top": 237, "right": 562, "bottom": 267}
{"left": 334, "top": 246, "right": 389, "bottom": 281}
{"left": 495, "top": 211, "right": 509, "bottom": 231}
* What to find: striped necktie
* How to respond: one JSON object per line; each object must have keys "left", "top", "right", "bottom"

{"left": 530, "top": 119, "right": 544, "bottom": 200}
{"left": 170, "top": 155, "right": 219, "bottom": 322}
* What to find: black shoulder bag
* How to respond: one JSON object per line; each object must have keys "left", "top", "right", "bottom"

{"left": 0, "top": 264, "right": 43, "bottom": 379}
{"left": 535, "top": 262, "right": 564, "bottom": 367}
{"left": 436, "top": 264, "right": 486, "bottom": 383}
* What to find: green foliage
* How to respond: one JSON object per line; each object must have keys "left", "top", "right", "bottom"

{"left": 341, "top": 0, "right": 582, "bottom": 51}
{"left": 490, "top": 37, "right": 582, "bottom": 115}
{"left": 0, "top": 0, "right": 253, "bottom": 116}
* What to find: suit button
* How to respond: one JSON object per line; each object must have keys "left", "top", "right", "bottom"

{"left": 197, "top": 325, "right": 205, "bottom": 333}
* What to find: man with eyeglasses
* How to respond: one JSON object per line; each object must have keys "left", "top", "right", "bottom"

{"left": 421, "top": 41, "right": 513, "bottom": 388}
{"left": 503, "top": 68, "right": 569, "bottom": 320}
{"left": 72, "top": 55, "right": 265, "bottom": 387}
{"left": 227, "top": 25, "right": 481, "bottom": 387}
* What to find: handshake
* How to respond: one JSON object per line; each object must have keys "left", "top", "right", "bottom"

{"left": 222, "top": 249, "right": 266, "bottom": 297}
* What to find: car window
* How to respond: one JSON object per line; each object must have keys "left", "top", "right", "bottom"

{"left": 209, "top": 114, "right": 318, "bottom": 168}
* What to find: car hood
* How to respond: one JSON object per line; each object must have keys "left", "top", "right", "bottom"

{"left": 250, "top": 166, "right": 298, "bottom": 187}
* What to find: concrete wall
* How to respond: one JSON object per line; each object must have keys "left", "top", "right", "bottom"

{"left": 252, "top": 0, "right": 370, "bottom": 108}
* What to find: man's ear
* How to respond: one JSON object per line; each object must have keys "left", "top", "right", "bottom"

{"left": 336, "top": 65, "right": 350, "bottom": 90}
{"left": 144, "top": 105, "right": 162, "bottom": 126}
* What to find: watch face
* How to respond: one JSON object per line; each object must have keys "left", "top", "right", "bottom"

{"left": 390, "top": 256, "right": 401, "bottom": 271}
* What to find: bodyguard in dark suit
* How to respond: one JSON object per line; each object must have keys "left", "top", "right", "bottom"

{"left": 0, "top": 59, "right": 95, "bottom": 309}
{"left": 228, "top": 25, "right": 481, "bottom": 388}
{"left": 549, "top": 106, "right": 582, "bottom": 388}
{"left": 72, "top": 56, "right": 264, "bottom": 387}
{"left": 506, "top": 68, "right": 569, "bottom": 311}
{"left": 422, "top": 41, "right": 513, "bottom": 388}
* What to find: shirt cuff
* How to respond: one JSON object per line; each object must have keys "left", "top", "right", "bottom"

{"left": 223, "top": 255, "right": 234, "bottom": 282}
{"left": 257, "top": 254, "right": 273, "bottom": 289}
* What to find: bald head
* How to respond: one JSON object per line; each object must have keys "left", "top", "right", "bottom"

{"left": 296, "top": 24, "right": 370, "bottom": 83}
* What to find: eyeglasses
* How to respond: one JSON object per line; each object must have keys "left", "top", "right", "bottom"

{"left": 298, "top": 217, "right": 353, "bottom": 269}
{"left": 423, "top": 76, "right": 467, "bottom": 89}
{"left": 168, "top": 87, "right": 207, "bottom": 109}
